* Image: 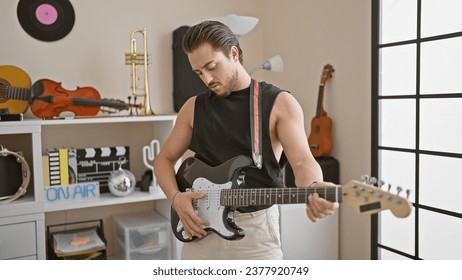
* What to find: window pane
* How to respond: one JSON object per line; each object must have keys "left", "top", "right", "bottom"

{"left": 421, "top": 37, "right": 462, "bottom": 94}
{"left": 379, "top": 248, "right": 412, "bottom": 260}
{"left": 420, "top": 155, "right": 462, "bottom": 213}
{"left": 379, "top": 210, "right": 415, "bottom": 256}
{"left": 378, "top": 150, "right": 416, "bottom": 202}
{"left": 421, "top": 0, "right": 462, "bottom": 38}
{"left": 420, "top": 98, "right": 462, "bottom": 154}
{"left": 380, "top": 0, "right": 417, "bottom": 44}
{"left": 379, "top": 45, "right": 416, "bottom": 96}
{"left": 419, "top": 209, "right": 462, "bottom": 259}
{"left": 379, "top": 99, "right": 416, "bottom": 149}
{"left": 379, "top": 150, "right": 415, "bottom": 201}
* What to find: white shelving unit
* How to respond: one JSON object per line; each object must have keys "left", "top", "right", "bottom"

{"left": 0, "top": 114, "right": 176, "bottom": 259}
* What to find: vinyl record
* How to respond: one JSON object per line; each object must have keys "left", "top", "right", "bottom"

{"left": 17, "top": 0, "right": 75, "bottom": 42}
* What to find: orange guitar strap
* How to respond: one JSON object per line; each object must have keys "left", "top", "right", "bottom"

{"left": 250, "top": 79, "right": 262, "bottom": 169}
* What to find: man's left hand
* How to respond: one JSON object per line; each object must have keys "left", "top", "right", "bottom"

{"left": 306, "top": 185, "right": 339, "bottom": 222}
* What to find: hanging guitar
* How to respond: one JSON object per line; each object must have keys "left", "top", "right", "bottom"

{"left": 0, "top": 65, "right": 142, "bottom": 118}
{"left": 171, "top": 155, "right": 412, "bottom": 242}
{"left": 308, "top": 64, "right": 334, "bottom": 157}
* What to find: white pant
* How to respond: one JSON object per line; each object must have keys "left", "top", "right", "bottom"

{"left": 181, "top": 205, "right": 283, "bottom": 260}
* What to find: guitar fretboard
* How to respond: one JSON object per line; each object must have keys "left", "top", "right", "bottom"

{"left": 315, "top": 85, "right": 324, "bottom": 117}
{"left": 220, "top": 186, "right": 342, "bottom": 206}
{"left": 72, "top": 98, "right": 128, "bottom": 109}
{"left": 33, "top": 95, "right": 130, "bottom": 110}
{"left": 1, "top": 85, "right": 30, "bottom": 101}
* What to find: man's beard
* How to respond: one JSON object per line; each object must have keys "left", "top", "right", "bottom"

{"left": 209, "top": 69, "right": 239, "bottom": 97}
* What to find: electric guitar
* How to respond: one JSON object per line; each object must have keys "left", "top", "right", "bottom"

{"left": 308, "top": 64, "right": 334, "bottom": 157}
{"left": 171, "top": 155, "right": 412, "bottom": 242}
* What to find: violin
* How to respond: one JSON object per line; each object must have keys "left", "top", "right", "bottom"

{"left": 29, "top": 79, "right": 142, "bottom": 119}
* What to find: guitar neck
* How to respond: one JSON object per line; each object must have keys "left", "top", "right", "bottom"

{"left": 220, "top": 186, "right": 342, "bottom": 206}
{"left": 314, "top": 64, "right": 333, "bottom": 118}
{"left": 315, "top": 84, "right": 324, "bottom": 117}
{"left": 1, "top": 85, "right": 30, "bottom": 101}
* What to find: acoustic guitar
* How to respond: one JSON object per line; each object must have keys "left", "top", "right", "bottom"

{"left": 0, "top": 65, "right": 141, "bottom": 118}
{"left": 171, "top": 155, "right": 412, "bottom": 242}
{"left": 0, "top": 65, "right": 31, "bottom": 114}
{"left": 308, "top": 64, "right": 334, "bottom": 157}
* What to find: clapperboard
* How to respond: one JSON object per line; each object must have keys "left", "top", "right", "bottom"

{"left": 76, "top": 146, "right": 130, "bottom": 193}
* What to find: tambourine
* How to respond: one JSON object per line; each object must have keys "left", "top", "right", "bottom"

{"left": 0, "top": 146, "right": 30, "bottom": 204}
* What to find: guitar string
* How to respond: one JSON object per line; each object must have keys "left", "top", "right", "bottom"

{"left": 194, "top": 187, "right": 344, "bottom": 206}
{"left": 0, "top": 85, "right": 29, "bottom": 99}
{"left": 193, "top": 187, "right": 400, "bottom": 206}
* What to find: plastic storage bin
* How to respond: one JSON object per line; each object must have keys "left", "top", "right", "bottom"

{"left": 113, "top": 211, "right": 171, "bottom": 260}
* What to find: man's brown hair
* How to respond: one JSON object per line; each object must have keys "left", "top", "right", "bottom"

{"left": 182, "top": 20, "right": 244, "bottom": 64}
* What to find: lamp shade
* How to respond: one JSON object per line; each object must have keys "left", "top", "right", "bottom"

{"left": 249, "top": 55, "right": 284, "bottom": 76}
{"left": 263, "top": 55, "right": 284, "bottom": 72}
{"left": 208, "top": 14, "right": 259, "bottom": 38}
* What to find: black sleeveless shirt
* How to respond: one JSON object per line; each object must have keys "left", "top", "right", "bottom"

{"left": 189, "top": 80, "right": 287, "bottom": 212}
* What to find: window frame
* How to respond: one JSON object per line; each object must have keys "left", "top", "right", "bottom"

{"left": 371, "top": 0, "right": 462, "bottom": 260}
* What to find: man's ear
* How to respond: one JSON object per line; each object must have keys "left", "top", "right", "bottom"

{"left": 230, "top": 46, "right": 239, "bottom": 62}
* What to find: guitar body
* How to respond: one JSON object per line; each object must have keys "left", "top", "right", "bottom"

{"left": 0, "top": 65, "right": 31, "bottom": 114}
{"left": 172, "top": 155, "right": 253, "bottom": 242}
{"left": 308, "top": 115, "right": 333, "bottom": 157}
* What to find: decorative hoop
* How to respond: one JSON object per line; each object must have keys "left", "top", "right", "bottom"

{"left": 0, "top": 146, "right": 30, "bottom": 204}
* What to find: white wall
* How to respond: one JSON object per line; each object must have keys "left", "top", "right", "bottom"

{"left": 1, "top": 0, "right": 371, "bottom": 259}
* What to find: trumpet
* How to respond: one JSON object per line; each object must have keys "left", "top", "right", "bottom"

{"left": 125, "top": 27, "right": 154, "bottom": 115}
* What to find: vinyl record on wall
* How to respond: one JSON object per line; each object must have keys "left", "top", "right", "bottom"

{"left": 17, "top": 0, "right": 75, "bottom": 42}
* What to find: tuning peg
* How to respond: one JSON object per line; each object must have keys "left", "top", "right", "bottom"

{"left": 361, "top": 174, "right": 369, "bottom": 183}
{"left": 406, "top": 189, "right": 411, "bottom": 199}
{"left": 377, "top": 180, "right": 385, "bottom": 189}
{"left": 387, "top": 183, "right": 392, "bottom": 192}
{"left": 396, "top": 186, "right": 403, "bottom": 195}
{"left": 370, "top": 177, "right": 378, "bottom": 186}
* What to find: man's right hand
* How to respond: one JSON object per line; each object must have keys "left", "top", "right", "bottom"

{"left": 172, "top": 191, "right": 209, "bottom": 239}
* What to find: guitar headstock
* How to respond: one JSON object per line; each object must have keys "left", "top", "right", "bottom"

{"left": 320, "top": 64, "right": 334, "bottom": 86}
{"left": 341, "top": 177, "right": 412, "bottom": 218}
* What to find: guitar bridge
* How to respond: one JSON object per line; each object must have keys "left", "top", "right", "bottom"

{"left": 310, "top": 144, "right": 319, "bottom": 150}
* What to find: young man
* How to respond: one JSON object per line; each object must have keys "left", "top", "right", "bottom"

{"left": 154, "top": 20, "right": 338, "bottom": 259}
